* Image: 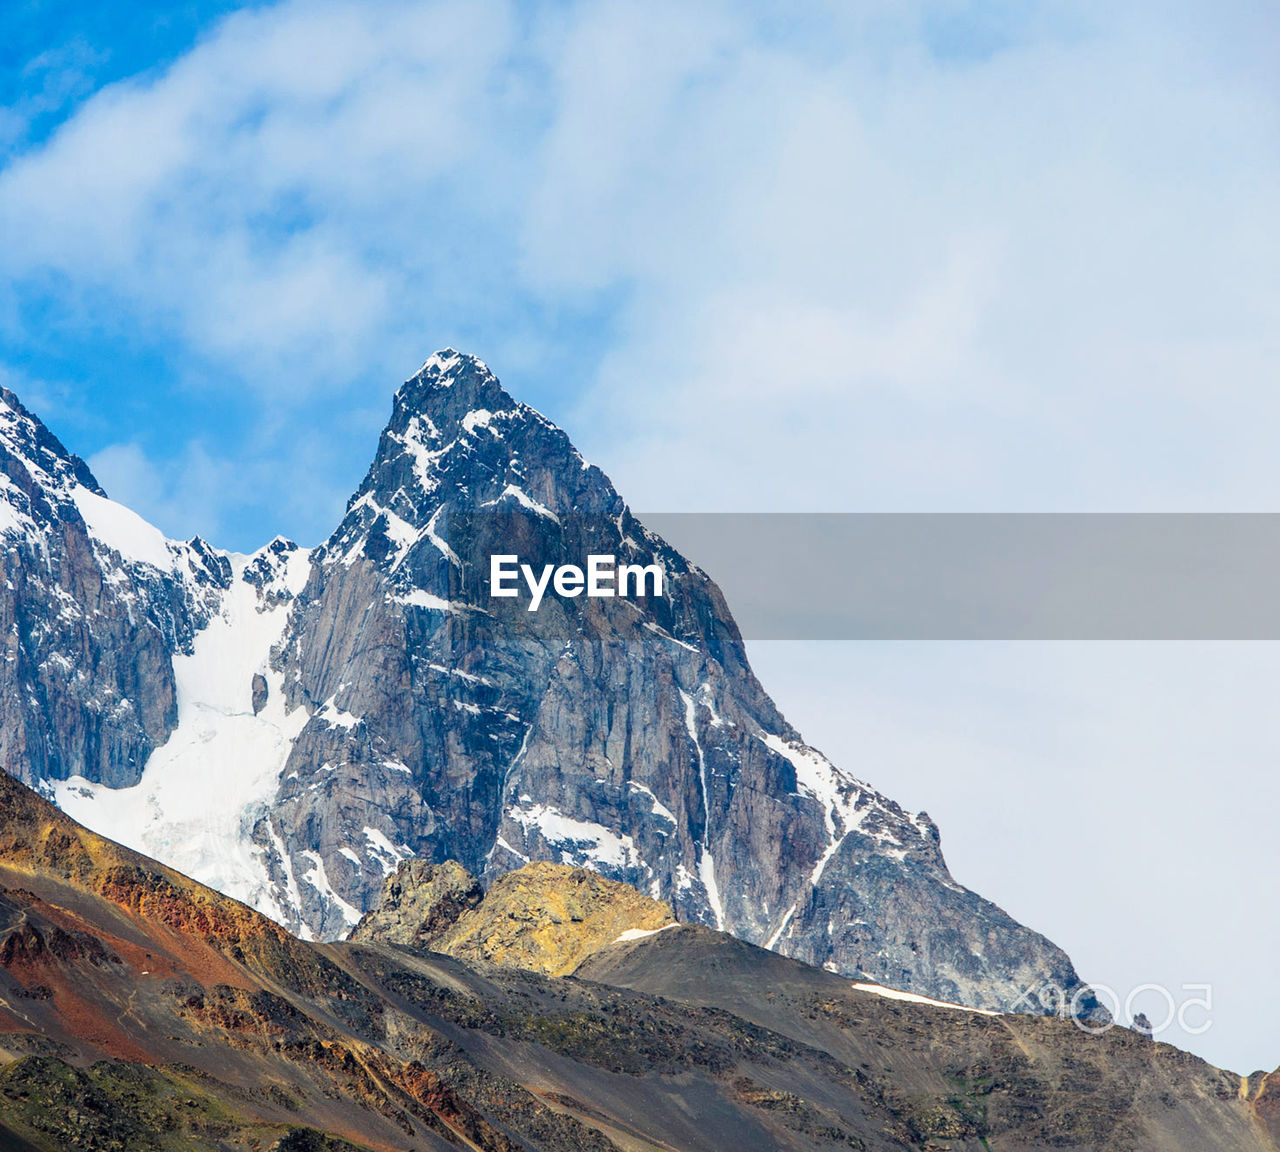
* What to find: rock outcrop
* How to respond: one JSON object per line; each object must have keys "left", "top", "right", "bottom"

{"left": 349, "top": 859, "right": 483, "bottom": 950}
{"left": 354, "top": 859, "right": 675, "bottom": 976}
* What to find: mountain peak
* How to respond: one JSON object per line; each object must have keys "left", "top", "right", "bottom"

{"left": 7, "top": 354, "right": 1098, "bottom": 1017}
{"left": 323, "top": 351, "right": 605, "bottom": 573}
{"left": 411, "top": 347, "right": 488, "bottom": 381}
{"left": 0, "top": 385, "right": 105, "bottom": 510}
{"left": 393, "top": 348, "right": 513, "bottom": 426}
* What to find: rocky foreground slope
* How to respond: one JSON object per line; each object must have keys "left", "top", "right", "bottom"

{"left": 2, "top": 354, "right": 1093, "bottom": 1013}
{"left": 0, "top": 771, "right": 1277, "bottom": 1152}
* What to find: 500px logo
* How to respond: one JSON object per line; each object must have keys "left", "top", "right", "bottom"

{"left": 1012, "top": 982, "right": 1213, "bottom": 1037}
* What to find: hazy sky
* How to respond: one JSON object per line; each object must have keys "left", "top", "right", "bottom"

{"left": 2, "top": 0, "right": 1278, "bottom": 1071}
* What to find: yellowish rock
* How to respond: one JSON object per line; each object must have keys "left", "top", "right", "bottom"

{"left": 355, "top": 858, "right": 676, "bottom": 977}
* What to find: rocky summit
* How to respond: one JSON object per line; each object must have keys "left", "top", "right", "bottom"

{"left": 3, "top": 352, "right": 1089, "bottom": 1013}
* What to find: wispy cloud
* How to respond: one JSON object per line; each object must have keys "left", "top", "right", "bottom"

{"left": 0, "top": 0, "right": 524, "bottom": 392}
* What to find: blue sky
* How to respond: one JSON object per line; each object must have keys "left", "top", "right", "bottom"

{"left": 4, "top": 0, "right": 1275, "bottom": 552}
{"left": 3, "top": 0, "right": 1279, "bottom": 1071}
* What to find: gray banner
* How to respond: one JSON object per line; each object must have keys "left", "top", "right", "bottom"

{"left": 636, "top": 513, "right": 1280, "bottom": 640}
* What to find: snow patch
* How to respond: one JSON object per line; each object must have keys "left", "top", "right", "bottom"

{"left": 318, "top": 698, "right": 362, "bottom": 729}
{"left": 492, "top": 835, "right": 530, "bottom": 864}
{"left": 508, "top": 803, "right": 638, "bottom": 870}
{"left": 643, "top": 621, "right": 697, "bottom": 652}
{"left": 614, "top": 923, "right": 679, "bottom": 943}
{"left": 399, "top": 416, "right": 454, "bottom": 493}
{"left": 428, "top": 662, "right": 495, "bottom": 686}
{"left": 764, "top": 904, "right": 798, "bottom": 951}
{"left": 300, "top": 851, "right": 362, "bottom": 928}
{"left": 851, "top": 982, "right": 1001, "bottom": 1016}
{"left": 0, "top": 479, "right": 33, "bottom": 537}
{"left": 484, "top": 484, "right": 559, "bottom": 522}
{"left": 627, "top": 781, "right": 677, "bottom": 827}
{"left": 363, "top": 826, "right": 411, "bottom": 876}
{"left": 698, "top": 849, "right": 725, "bottom": 932}
{"left": 394, "top": 589, "right": 482, "bottom": 614}
{"left": 424, "top": 506, "right": 461, "bottom": 568}
{"left": 417, "top": 349, "right": 465, "bottom": 377}
{"left": 759, "top": 733, "right": 883, "bottom": 885}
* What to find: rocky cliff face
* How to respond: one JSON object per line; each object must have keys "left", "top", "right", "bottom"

{"left": 3, "top": 353, "right": 1094, "bottom": 1014}
{"left": 0, "top": 387, "right": 229, "bottom": 791}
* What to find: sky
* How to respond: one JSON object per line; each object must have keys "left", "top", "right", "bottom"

{"left": 2, "top": 0, "right": 1278, "bottom": 1070}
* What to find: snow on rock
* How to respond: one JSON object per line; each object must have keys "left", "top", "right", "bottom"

{"left": 698, "top": 849, "right": 726, "bottom": 932}
{"left": 680, "top": 688, "right": 726, "bottom": 930}
{"left": 483, "top": 483, "right": 559, "bottom": 522}
{"left": 627, "top": 781, "right": 678, "bottom": 827}
{"left": 394, "top": 589, "right": 481, "bottom": 614}
{"left": 508, "top": 803, "right": 640, "bottom": 870}
{"left": 51, "top": 543, "right": 313, "bottom": 924}
{"left": 317, "top": 697, "right": 362, "bottom": 730}
{"left": 759, "top": 732, "right": 883, "bottom": 885}
{"left": 363, "top": 826, "right": 411, "bottom": 876}
{"left": 300, "top": 850, "right": 362, "bottom": 928}
{"left": 461, "top": 408, "right": 493, "bottom": 433}
{"left": 424, "top": 506, "right": 461, "bottom": 567}
{"left": 71, "top": 486, "right": 175, "bottom": 571}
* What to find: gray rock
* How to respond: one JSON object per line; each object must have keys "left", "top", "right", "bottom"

{"left": 251, "top": 673, "right": 268, "bottom": 715}
{"left": 0, "top": 387, "right": 228, "bottom": 792}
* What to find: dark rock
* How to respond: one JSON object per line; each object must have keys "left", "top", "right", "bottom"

{"left": 251, "top": 673, "right": 268, "bottom": 715}
{"left": 350, "top": 860, "right": 483, "bottom": 947}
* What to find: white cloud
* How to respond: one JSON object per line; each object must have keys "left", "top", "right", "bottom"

{"left": 0, "top": 0, "right": 520, "bottom": 389}
{"left": 1, "top": 1, "right": 1273, "bottom": 517}
{"left": 544, "top": 2, "right": 1280, "bottom": 514}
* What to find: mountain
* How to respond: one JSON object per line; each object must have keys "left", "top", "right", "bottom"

{"left": 1, "top": 771, "right": 1276, "bottom": 1152}
{"left": 0, "top": 386, "right": 229, "bottom": 790}
{"left": 5, "top": 353, "right": 1086, "bottom": 1013}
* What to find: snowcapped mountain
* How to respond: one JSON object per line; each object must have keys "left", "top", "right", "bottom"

{"left": 0, "top": 385, "right": 228, "bottom": 790}
{"left": 0, "top": 356, "right": 1095, "bottom": 1012}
